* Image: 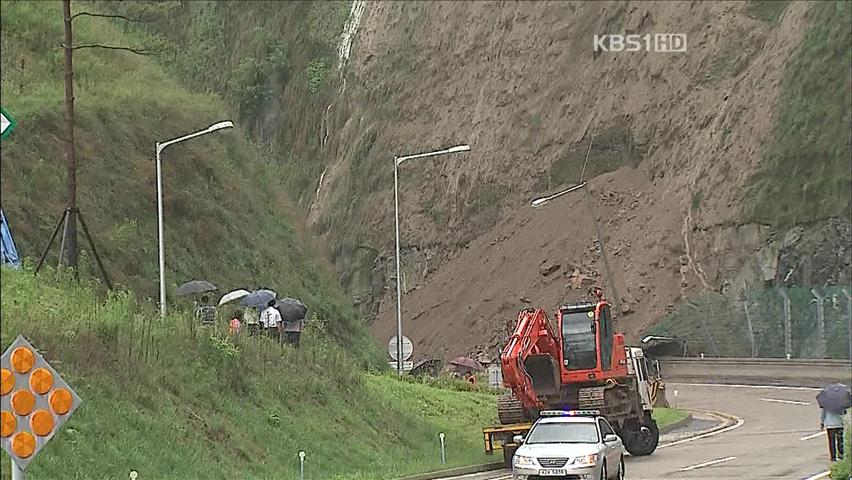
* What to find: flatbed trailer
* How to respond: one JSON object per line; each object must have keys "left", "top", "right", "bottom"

{"left": 482, "top": 422, "right": 533, "bottom": 467}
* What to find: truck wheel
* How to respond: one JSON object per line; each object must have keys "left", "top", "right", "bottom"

{"left": 623, "top": 414, "right": 659, "bottom": 456}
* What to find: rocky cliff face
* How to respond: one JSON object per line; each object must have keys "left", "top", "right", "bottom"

{"left": 293, "top": 1, "right": 849, "bottom": 360}
{"left": 130, "top": 1, "right": 849, "bottom": 361}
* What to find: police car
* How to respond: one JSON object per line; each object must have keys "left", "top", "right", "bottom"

{"left": 511, "top": 410, "right": 625, "bottom": 480}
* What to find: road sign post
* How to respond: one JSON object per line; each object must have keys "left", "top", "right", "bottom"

{"left": 388, "top": 335, "right": 413, "bottom": 374}
{"left": 1, "top": 107, "right": 17, "bottom": 140}
{"left": 1, "top": 336, "right": 82, "bottom": 477}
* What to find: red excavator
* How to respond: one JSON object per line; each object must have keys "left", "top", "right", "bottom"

{"left": 483, "top": 288, "right": 660, "bottom": 465}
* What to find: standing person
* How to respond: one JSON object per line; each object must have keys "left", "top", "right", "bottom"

{"left": 195, "top": 295, "right": 216, "bottom": 326}
{"left": 283, "top": 314, "right": 303, "bottom": 348}
{"left": 260, "top": 299, "right": 282, "bottom": 342}
{"left": 243, "top": 306, "right": 260, "bottom": 336}
{"left": 228, "top": 310, "right": 242, "bottom": 337}
{"left": 821, "top": 406, "right": 847, "bottom": 462}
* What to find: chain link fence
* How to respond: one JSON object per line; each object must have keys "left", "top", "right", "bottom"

{"left": 644, "top": 286, "right": 852, "bottom": 359}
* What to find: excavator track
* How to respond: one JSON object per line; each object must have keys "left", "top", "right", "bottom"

{"left": 497, "top": 394, "right": 528, "bottom": 425}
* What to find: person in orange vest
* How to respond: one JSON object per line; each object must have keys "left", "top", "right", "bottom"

{"left": 228, "top": 310, "right": 242, "bottom": 336}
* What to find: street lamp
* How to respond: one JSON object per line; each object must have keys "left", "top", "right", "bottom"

{"left": 530, "top": 180, "right": 622, "bottom": 309}
{"left": 155, "top": 120, "right": 234, "bottom": 319}
{"left": 393, "top": 144, "right": 471, "bottom": 375}
{"left": 530, "top": 181, "right": 586, "bottom": 208}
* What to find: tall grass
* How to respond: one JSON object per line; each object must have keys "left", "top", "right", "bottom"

{"left": 1, "top": 267, "right": 498, "bottom": 479}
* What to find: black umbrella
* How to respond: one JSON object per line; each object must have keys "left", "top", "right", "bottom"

{"left": 275, "top": 297, "right": 307, "bottom": 323}
{"left": 239, "top": 289, "right": 277, "bottom": 308}
{"left": 176, "top": 280, "right": 217, "bottom": 296}
{"left": 817, "top": 383, "right": 852, "bottom": 413}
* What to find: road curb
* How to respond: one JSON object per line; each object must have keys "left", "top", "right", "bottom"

{"left": 656, "top": 409, "right": 741, "bottom": 448}
{"left": 396, "top": 462, "right": 505, "bottom": 480}
{"left": 659, "top": 413, "right": 693, "bottom": 434}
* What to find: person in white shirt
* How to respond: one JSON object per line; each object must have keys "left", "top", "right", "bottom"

{"left": 259, "top": 300, "right": 282, "bottom": 342}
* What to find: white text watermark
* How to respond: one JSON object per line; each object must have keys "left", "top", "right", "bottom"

{"left": 593, "top": 34, "right": 687, "bottom": 53}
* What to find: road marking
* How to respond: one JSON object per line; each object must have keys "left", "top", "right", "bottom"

{"left": 658, "top": 413, "right": 745, "bottom": 449}
{"left": 669, "top": 382, "right": 821, "bottom": 391}
{"left": 802, "top": 471, "right": 830, "bottom": 480}
{"left": 799, "top": 431, "right": 824, "bottom": 440}
{"left": 760, "top": 397, "right": 811, "bottom": 405}
{"left": 436, "top": 473, "right": 511, "bottom": 480}
{"left": 679, "top": 456, "right": 737, "bottom": 471}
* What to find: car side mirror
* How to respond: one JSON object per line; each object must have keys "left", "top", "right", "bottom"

{"left": 512, "top": 435, "right": 525, "bottom": 444}
{"left": 603, "top": 433, "right": 619, "bottom": 443}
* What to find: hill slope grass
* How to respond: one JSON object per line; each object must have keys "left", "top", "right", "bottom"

{"left": 0, "top": 1, "right": 372, "bottom": 352}
{"left": 0, "top": 268, "right": 498, "bottom": 479}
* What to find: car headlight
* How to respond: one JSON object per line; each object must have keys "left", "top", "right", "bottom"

{"left": 570, "top": 454, "right": 597, "bottom": 466}
{"left": 513, "top": 455, "right": 537, "bottom": 467}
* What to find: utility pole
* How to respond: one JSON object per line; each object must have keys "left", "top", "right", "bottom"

{"left": 61, "top": 0, "right": 79, "bottom": 276}
{"left": 778, "top": 288, "right": 792, "bottom": 358}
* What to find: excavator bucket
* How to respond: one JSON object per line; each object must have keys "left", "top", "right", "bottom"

{"left": 524, "top": 354, "right": 560, "bottom": 396}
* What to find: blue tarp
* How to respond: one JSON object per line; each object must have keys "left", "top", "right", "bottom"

{"left": 1, "top": 209, "right": 21, "bottom": 268}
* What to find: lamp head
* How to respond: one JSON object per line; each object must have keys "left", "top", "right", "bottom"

{"left": 447, "top": 145, "right": 471, "bottom": 153}
{"left": 208, "top": 121, "right": 234, "bottom": 132}
{"left": 531, "top": 197, "right": 549, "bottom": 208}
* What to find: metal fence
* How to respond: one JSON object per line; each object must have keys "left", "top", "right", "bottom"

{"left": 644, "top": 286, "right": 852, "bottom": 360}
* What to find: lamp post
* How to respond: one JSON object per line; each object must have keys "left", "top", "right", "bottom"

{"left": 155, "top": 121, "right": 234, "bottom": 319}
{"left": 531, "top": 181, "right": 621, "bottom": 309}
{"left": 394, "top": 144, "right": 470, "bottom": 375}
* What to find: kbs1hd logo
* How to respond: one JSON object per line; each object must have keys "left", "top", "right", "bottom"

{"left": 593, "top": 34, "right": 687, "bottom": 53}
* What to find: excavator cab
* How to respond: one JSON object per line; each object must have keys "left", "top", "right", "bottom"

{"left": 557, "top": 295, "right": 625, "bottom": 381}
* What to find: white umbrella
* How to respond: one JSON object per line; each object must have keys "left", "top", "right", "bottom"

{"left": 218, "top": 289, "right": 251, "bottom": 306}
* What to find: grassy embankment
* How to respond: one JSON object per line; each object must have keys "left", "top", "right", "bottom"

{"left": 0, "top": 1, "right": 372, "bottom": 352}
{"left": 1, "top": 268, "right": 500, "bottom": 480}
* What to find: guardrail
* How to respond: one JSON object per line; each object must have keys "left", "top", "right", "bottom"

{"left": 657, "top": 357, "right": 852, "bottom": 388}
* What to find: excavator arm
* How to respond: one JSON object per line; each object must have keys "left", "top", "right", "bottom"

{"left": 500, "top": 308, "right": 562, "bottom": 410}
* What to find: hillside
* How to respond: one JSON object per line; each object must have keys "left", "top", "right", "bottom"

{"left": 0, "top": 1, "right": 373, "bottom": 352}
{"left": 0, "top": 268, "right": 498, "bottom": 479}
{"left": 102, "top": 1, "right": 852, "bottom": 361}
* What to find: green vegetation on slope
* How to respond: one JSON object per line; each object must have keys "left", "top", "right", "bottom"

{"left": 97, "top": 0, "right": 351, "bottom": 203}
{"left": 0, "top": 268, "right": 497, "bottom": 479}
{"left": 746, "top": 0, "right": 852, "bottom": 226}
{"left": 0, "top": 1, "right": 373, "bottom": 352}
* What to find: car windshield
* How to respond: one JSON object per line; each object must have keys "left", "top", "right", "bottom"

{"left": 525, "top": 422, "right": 599, "bottom": 444}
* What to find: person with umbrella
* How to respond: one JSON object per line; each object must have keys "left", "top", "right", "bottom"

{"left": 276, "top": 298, "right": 308, "bottom": 348}
{"left": 259, "top": 299, "right": 282, "bottom": 342}
{"left": 195, "top": 294, "right": 217, "bottom": 326}
{"left": 818, "top": 383, "right": 851, "bottom": 462}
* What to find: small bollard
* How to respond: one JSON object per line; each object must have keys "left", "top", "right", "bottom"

{"left": 673, "top": 389, "right": 678, "bottom": 409}
{"left": 298, "top": 451, "right": 306, "bottom": 480}
{"left": 130, "top": 472, "right": 138, "bottom": 480}
{"left": 700, "top": 352, "right": 705, "bottom": 358}
{"left": 786, "top": 353, "right": 791, "bottom": 360}
{"left": 439, "top": 432, "right": 446, "bottom": 465}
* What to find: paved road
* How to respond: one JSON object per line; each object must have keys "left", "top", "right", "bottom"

{"left": 440, "top": 383, "right": 836, "bottom": 480}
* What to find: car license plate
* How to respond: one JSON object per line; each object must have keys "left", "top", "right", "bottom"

{"left": 539, "top": 469, "right": 567, "bottom": 476}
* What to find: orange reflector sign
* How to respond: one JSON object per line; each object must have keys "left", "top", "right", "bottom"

{"left": 1, "top": 335, "right": 82, "bottom": 470}
{"left": 11, "top": 390, "right": 35, "bottom": 416}
{"left": 1, "top": 411, "right": 15, "bottom": 438}
{"left": 11, "top": 431, "right": 35, "bottom": 458}
{"left": 29, "top": 368, "right": 53, "bottom": 395}
{"left": 30, "top": 411, "right": 54, "bottom": 437}
{"left": 11, "top": 347, "right": 34, "bottom": 374}
{"left": 1, "top": 368, "right": 13, "bottom": 395}
{"left": 49, "top": 389, "right": 73, "bottom": 415}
